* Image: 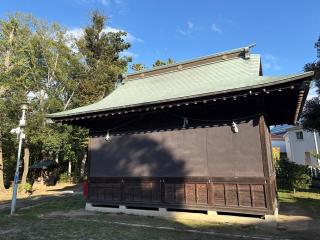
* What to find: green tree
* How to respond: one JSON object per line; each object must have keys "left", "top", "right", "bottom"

{"left": 152, "top": 58, "right": 175, "bottom": 68}
{"left": 0, "top": 13, "right": 88, "bottom": 188}
{"left": 167, "top": 58, "right": 175, "bottom": 65}
{"left": 0, "top": 11, "right": 133, "bottom": 188}
{"left": 76, "top": 11, "right": 131, "bottom": 105}
{"left": 0, "top": 14, "right": 32, "bottom": 190}
{"left": 152, "top": 59, "right": 166, "bottom": 67}
{"left": 301, "top": 37, "right": 320, "bottom": 132}
{"left": 131, "top": 63, "right": 146, "bottom": 72}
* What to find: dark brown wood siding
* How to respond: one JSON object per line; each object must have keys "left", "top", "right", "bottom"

{"left": 89, "top": 119, "right": 263, "bottom": 178}
{"left": 87, "top": 116, "right": 276, "bottom": 215}
{"left": 88, "top": 177, "right": 270, "bottom": 214}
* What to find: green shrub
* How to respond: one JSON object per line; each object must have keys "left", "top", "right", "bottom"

{"left": 24, "top": 183, "right": 33, "bottom": 193}
{"left": 18, "top": 183, "right": 33, "bottom": 194}
{"left": 276, "top": 158, "right": 312, "bottom": 191}
{"left": 58, "top": 172, "right": 73, "bottom": 183}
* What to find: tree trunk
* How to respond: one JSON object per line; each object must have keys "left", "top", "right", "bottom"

{"left": 80, "top": 152, "right": 87, "bottom": 178}
{"left": 4, "top": 26, "right": 15, "bottom": 71}
{"left": 21, "top": 147, "right": 30, "bottom": 186}
{"left": 68, "top": 159, "right": 72, "bottom": 177}
{"left": 63, "top": 81, "right": 80, "bottom": 111}
{"left": 55, "top": 152, "right": 59, "bottom": 163}
{"left": 0, "top": 133, "right": 5, "bottom": 191}
{"left": 39, "top": 90, "right": 45, "bottom": 114}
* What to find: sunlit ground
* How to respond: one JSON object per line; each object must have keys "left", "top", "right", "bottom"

{"left": 0, "top": 182, "right": 76, "bottom": 202}
{"left": 0, "top": 189, "right": 319, "bottom": 240}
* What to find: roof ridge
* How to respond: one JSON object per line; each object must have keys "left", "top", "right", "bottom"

{"left": 126, "top": 54, "right": 260, "bottom": 82}
{"left": 126, "top": 44, "right": 256, "bottom": 81}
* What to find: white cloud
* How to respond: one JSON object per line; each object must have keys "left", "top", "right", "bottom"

{"left": 264, "top": 63, "right": 271, "bottom": 69}
{"left": 176, "top": 21, "right": 201, "bottom": 36}
{"left": 187, "top": 21, "right": 194, "bottom": 29}
{"left": 120, "top": 50, "right": 138, "bottom": 58}
{"left": 66, "top": 28, "right": 83, "bottom": 39}
{"left": 263, "top": 53, "right": 281, "bottom": 72}
{"left": 67, "top": 26, "right": 144, "bottom": 44}
{"left": 96, "top": 0, "right": 124, "bottom": 6}
{"left": 97, "top": 0, "right": 110, "bottom": 6}
{"left": 176, "top": 29, "right": 188, "bottom": 36}
{"left": 211, "top": 23, "right": 222, "bottom": 33}
{"left": 264, "top": 54, "right": 276, "bottom": 61}
{"left": 125, "top": 32, "right": 144, "bottom": 43}
{"left": 76, "top": 0, "right": 129, "bottom": 15}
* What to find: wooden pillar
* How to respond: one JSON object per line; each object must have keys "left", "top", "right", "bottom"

{"left": 258, "top": 115, "right": 277, "bottom": 214}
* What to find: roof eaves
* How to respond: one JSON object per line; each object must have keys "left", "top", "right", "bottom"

{"left": 47, "top": 71, "right": 314, "bottom": 120}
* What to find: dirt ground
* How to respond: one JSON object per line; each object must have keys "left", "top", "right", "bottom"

{"left": 0, "top": 182, "right": 78, "bottom": 202}
{"left": 0, "top": 189, "right": 319, "bottom": 240}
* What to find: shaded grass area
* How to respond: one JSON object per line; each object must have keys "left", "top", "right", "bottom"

{"left": 0, "top": 197, "right": 260, "bottom": 240}
{"left": 0, "top": 193, "right": 319, "bottom": 240}
{"left": 278, "top": 189, "right": 320, "bottom": 219}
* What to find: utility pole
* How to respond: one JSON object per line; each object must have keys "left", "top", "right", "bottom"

{"left": 10, "top": 103, "right": 28, "bottom": 215}
{"left": 314, "top": 130, "right": 320, "bottom": 165}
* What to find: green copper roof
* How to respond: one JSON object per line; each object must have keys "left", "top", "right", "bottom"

{"left": 48, "top": 48, "right": 313, "bottom": 119}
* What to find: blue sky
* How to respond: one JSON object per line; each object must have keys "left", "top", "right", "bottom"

{"left": 0, "top": 0, "right": 319, "bottom": 77}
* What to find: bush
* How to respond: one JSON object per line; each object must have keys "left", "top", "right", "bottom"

{"left": 58, "top": 172, "right": 73, "bottom": 183}
{"left": 276, "top": 158, "right": 312, "bottom": 191}
{"left": 24, "top": 183, "right": 33, "bottom": 193}
{"left": 18, "top": 182, "right": 33, "bottom": 194}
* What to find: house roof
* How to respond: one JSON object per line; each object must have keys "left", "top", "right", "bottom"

{"left": 271, "top": 134, "right": 284, "bottom": 141}
{"left": 48, "top": 45, "right": 314, "bottom": 119}
{"left": 270, "top": 125, "right": 293, "bottom": 135}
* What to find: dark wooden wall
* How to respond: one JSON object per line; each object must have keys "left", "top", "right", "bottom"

{"left": 89, "top": 176, "right": 270, "bottom": 215}
{"left": 87, "top": 116, "right": 277, "bottom": 215}
{"left": 89, "top": 119, "right": 263, "bottom": 178}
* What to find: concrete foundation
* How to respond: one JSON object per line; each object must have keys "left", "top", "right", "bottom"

{"left": 85, "top": 203, "right": 277, "bottom": 225}
{"left": 264, "top": 207, "right": 279, "bottom": 222}
{"left": 85, "top": 203, "right": 213, "bottom": 218}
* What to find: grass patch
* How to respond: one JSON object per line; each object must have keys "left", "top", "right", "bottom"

{"left": 1, "top": 193, "right": 320, "bottom": 240}
{"left": 278, "top": 189, "right": 320, "bottom": 219}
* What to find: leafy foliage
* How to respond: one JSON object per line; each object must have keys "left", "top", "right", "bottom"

{"left": 301, "top": 97, "right": 320, "bottom": 131}
{"left": 131, "top": 63, "right": 146, "bottom": 72}
{"left": 76, "top": 11, "right": 131, "bottom": 105}
{"left": 276, "top": 159, "right": 312, "bottom": 191}
{"left": 301, "top": 37, "right": 320, "bottom": 131}
{"left": 0, "top": 11, "right": 131, "bottom": 186}
{"left": 152, "top": 58, "right": 175, "bottom": 68}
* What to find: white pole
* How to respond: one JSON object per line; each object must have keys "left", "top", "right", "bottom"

{"left": 10, "top": 104, "right": 27, "bottom": 215}
{"left": 313, "top": 130, "right": 320, "bottom": 166}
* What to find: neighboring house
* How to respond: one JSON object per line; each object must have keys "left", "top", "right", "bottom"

{"left": 284, "top": 126, "right": 320, "bottom": 168}
{"left": 271, "top": 133, "right": 287, "bottom": 159}
{"left": 270, "top": 124, "right": 292, "bottom": 159}
{"left": 48, "top": 45, "right": 313, "bottom": 218}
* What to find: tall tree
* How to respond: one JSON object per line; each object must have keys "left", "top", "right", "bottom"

{"left": 152, "top": 59, "right": 166, "bottom": 67}
{"left": 0, "top": 11, "right": 133, "bottom": 186}
{"left": 167, "top": 58, "right": 175, "bottom": 65}
{"left": 76, "top": 11, "right": 131, "bottom": 105}
{"left": 301, "top": 37, "right": 320, "bottom": 131}
{"left": 0, "top": 13, "right": 89, "bottom": 187}
{"left": 152, "top": 58, "right": 175, "bottom": 68}
{"left": 0, "top": 14, "right": 31, "bottom": 191}
{"left": 131, "top": 63, "right": 146, "bottom": 72}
